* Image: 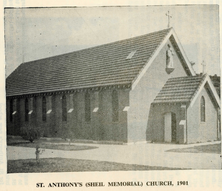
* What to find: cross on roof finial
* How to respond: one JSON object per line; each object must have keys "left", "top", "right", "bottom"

{"left": 165, "top": 11, "right": 172, "bottom": 28}
{"left": 201, "top": 60, "right": 206, "bottom": 74}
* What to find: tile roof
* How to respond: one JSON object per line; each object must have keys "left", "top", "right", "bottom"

{"left": 6, "top": 28, "right": 172, "bottom": 96}
{"left": 153, "top": 75, "right": 206, "bottom": 103}
{"left": 210, "top": 75, "right": 220, "bottom": 97}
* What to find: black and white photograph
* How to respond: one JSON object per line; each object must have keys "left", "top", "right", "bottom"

{"left": 1, "top": 1, "right": 222, "bottom": 190}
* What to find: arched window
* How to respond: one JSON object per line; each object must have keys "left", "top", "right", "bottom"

{"left": 112, "top": 90, "right": 119, "bottom": 122}
{"left": 25, "top": 98, "right": 29, "bottom": 122}
{"left": 33, "top": 97, "right": 37, "bottom": 115}
{"left": 9, "top": 99, "right": 13, "bottom": 122}
{"left": 17, "top": 98, "right": 20, "bottom": 120}
{"left": 85, "top": 92, "right": 91, "bottom": 122}
{"left": 201, "top": 96, "right": 205, "bottom": 122}
{"left": 42, "top": 96, "right": 46, "bottom": 122}
{"left": 62, "top": 95, "right": 67, "bottom": 121}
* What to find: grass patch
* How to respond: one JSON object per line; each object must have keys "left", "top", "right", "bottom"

{"left": 166, "top": 143, "right": 221, "bottom": 154}
{"left": 7, "top": 158, "right": 187, "bottom": 173}
{"left": 7, "top": 139, "right": 98, "bottom": 151}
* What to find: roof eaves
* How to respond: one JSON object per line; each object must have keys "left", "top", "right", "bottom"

{"left": 131, "top": 28, "right": 172, "bottom": 90}
{"left": 189, "top": 74, "right": 207, "bottom": 106}
{"left": 171, "top": 28, "right": 196, "bottom": 76}
{"left": 189, "top": 74, "right": 220, "bottom": 108}
{"left": 152, "top": 100, "right": 190, "bottom": 104}
{"left": 6, "top": 82, "right": 132, "bottom": 97}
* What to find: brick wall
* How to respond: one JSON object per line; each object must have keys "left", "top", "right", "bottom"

{"left": 7, "top": 88, "right": 129, "bottom": 142}
{"left": 147, "top": 103, "right": 185, "bottom": 143}
{"left": 187, "top": 86, "right": 218, "bottom": 143}
{"left": 127, "top": 38, "right": 188, "bottom": 143}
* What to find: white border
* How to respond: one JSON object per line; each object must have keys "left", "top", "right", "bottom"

{"left": 1, "top": 1, "right": 222, "bottom": 191}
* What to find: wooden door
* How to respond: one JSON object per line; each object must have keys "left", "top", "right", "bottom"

{"left": 164, "top": 112, "right": 176, "bottom": 143}
{"left": 171, "top": 113, "right": 176, "bottom": 142}
{"left": 164, "top": 112, "right": 171, "bottom": 142}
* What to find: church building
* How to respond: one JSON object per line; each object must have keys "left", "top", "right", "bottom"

{"left": 6, "top": 28, "right": 221, "bottom": 144}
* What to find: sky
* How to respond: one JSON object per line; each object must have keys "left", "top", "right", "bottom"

{"left": 4, "top": 5, "right": 220, "bottom": 77}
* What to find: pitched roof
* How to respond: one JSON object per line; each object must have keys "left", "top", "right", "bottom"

{"left": 153, "top": 75, "right": 204, "bottom": 103}
{"left": 153, "top": 74, "right": 220, "bottom": 107}
{"left": 6, "top": 27, "right": 195, "bottom": 97}
{"left": 210, "top": 74, "right": 220, "bottom": 97}
{"left": 6, "top": 28, "right": 172, "bottom": 96}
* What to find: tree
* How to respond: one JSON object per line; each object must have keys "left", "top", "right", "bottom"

{"left": 20, "top": 125, "right": 43, "bottom": 143}
{"left": 60, "top": 127, "right": 75, "bottom": 147}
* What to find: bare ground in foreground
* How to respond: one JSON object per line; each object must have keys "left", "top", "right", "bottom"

{"left": 7, "top": 158, "right": 188, "bottom": 173}
{"left": 166, "top": 143, "right": 221, "bottom": 154}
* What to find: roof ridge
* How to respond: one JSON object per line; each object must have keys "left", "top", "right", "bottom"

{"left": 6, "top": 27, "right": 174, "bottom": 96}
{"left": 19, "top": 28, "right": 172, "bottom": 66}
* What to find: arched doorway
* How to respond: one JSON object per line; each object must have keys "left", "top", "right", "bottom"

{"left": 164, "top": 112, "right": 177, "bottom": 143}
